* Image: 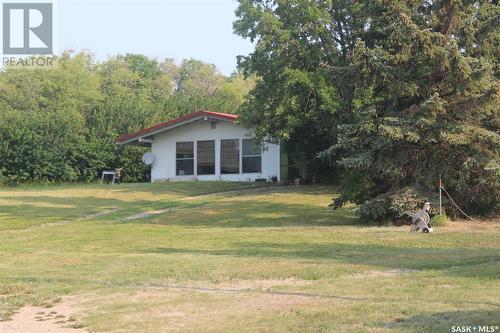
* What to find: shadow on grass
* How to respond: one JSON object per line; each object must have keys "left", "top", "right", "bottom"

{"left": 3, "top": 181, "right": 269, "bottom": 193}
{"left": 0, "top": 196, "right": 129, "bottom": 222}
{"left": 136, "top": 201, "right": 358, "bottom": 228}
{"left": 0, "top": 184, "right": 340, "bottom": 229}
{"left": 0, "top": 195, "right": 180, "bottom": 230}
{"left": 378, "top": 308, "right": 500, "bottom": 333}
{"left": 108, "top": 181, "right": 275, "bottom": 196}
{"left": 145, "top": 242, "right": 500, "bottom": 279}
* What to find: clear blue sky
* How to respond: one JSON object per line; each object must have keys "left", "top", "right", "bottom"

{"left": 57, "top": 0, "right": 254, "bottom": 75}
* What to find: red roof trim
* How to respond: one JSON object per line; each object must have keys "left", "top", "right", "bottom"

{"left": 116, "top": 110, "right": 239, "bottom": 143}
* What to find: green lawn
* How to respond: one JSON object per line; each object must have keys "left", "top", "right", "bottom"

{"left": 0, "top": 182, "right": 498, "bottom": 332}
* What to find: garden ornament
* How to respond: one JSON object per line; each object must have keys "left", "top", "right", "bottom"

{"left": 408, "top": 202, "right": 433, "bottom": 233}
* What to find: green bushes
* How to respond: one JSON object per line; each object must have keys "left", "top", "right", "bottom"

{"left": 233, "top": 0, "right": 499, "bottom": 219}
{"left": 330, "top": 1, "right": 500, "bottom": 218}
{"left": 358, "top": 186, "right": 440, "bottom": 222}
{"left": 0, "top": 53, "right": 254, "bottom": 184}
{"left": 431, "top": 215, "right": 449, "bottom": 227}
{"left": 356, "top": 187, "right": 451, "bottom": 225}
{"left": 0, "top": 174, "right": 7, "bottom": 187}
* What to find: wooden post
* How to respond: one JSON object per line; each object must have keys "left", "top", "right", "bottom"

{"left": 439, "top": 175, "right": 442, "bottom": 215}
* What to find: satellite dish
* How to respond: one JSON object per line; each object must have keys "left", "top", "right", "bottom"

{"left": 142, "top": 152, "right": 155, "bottom": 165}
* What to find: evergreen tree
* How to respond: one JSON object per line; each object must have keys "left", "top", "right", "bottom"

{"left": 332, "top": 0, "right": 499, "bottom": 218}
{"left": 234, "top": 0, "right": 498, "bottom": 217}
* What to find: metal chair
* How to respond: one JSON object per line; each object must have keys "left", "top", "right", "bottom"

{"left": 100, "top": 168, "right": 122, "bottom": 185}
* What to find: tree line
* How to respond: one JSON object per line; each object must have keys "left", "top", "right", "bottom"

{"left": 0, "top": 53, "right": 255, "bottom": 183}
{"left": 0, "top": 0, "right": 498, "bottom": 220}
{"left": 234, "top": 0, "right": 499, "bottom": 218}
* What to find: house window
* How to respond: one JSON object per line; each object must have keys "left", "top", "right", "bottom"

{"left": 176, "top": 142, "right": 194, "bottom": 175}
{"left": 221, "top": 139, "right": 239, "bottom": 174}
{"left": 197, "top": 140, "right": 215, "bottom": 175}
{"left": 242, "top": 138, "right": 261, "bottom": 173}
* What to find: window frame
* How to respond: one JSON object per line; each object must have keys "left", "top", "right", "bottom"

{"left": 220, "top": 139, "right": 240, "bottom": 174}
{"left": 175, "top": 141, "right": 194, "bottom": 176}
{"left": 196, "top": 140, "right": 216, "bottom": 175}
{"left": 242, "top": 138, "right": 262, "bottom": 174}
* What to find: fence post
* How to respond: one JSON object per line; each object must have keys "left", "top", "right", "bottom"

{"left": 439, "top": 175, "right": 442, "bottom": 215}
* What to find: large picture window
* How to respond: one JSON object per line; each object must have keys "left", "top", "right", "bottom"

{"left": 221, "top": 139, "right": 239, "bottom": 174}
{"left": 242, "top": 138, "right": 261, "bottom": 173}
{"left": 197, "top": 140, "right": 215, "bottom": 175}
{"left": 176, "top": 142, "right": 194, "bottom": 175}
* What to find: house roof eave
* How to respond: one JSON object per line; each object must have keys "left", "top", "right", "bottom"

{"left": 115, "top": 111, "right": 239, "bottom": 145}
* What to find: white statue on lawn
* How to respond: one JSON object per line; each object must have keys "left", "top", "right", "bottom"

{"left": 408, "top": 202, "right": 433, "bottom": 233}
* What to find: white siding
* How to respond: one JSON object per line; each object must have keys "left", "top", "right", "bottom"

{"left": 150, "top": 119, "right": 280, "bottom": 182}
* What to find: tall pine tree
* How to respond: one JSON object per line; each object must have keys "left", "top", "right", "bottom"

{"left": 332, "top": 0, "right": 499, "bottom": 218}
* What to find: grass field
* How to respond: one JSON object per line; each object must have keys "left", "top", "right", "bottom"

{"left": 0, "top": 182, "right": 499, "bottom": 332}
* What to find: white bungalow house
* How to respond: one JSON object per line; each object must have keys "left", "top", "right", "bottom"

{"left": 116, "top": 111, "right": 282, "bottom": 182}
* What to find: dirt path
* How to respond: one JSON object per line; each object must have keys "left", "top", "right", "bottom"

{"left": 125, "top": 207, "right": 183, "bottom": 220}
{"left": 0, "top": 297, "right": 88, "bottom": 333}
{"left": 13, "top": 208, "right": 121, "bottom": 233}
{"left": 122, "top": 185, "right": 288, "bottom": 220}
{"left": 180, "top": 185, "right": 288, "bottom": 201}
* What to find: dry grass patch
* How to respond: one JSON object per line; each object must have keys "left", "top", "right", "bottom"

{"left": 0, "top": 296, "right": 86, "bottom": 333}
{"left": 443, "top": 219, "right": 500, "bottom": 233}
{"left": 0, "top": 183, "right": 498, "bottom": 332}
{"left": 79, "top": 288, "right": 330, "bottom": 333}
{"left": 348, "top": 269, "right": 420, "bottom": 279}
